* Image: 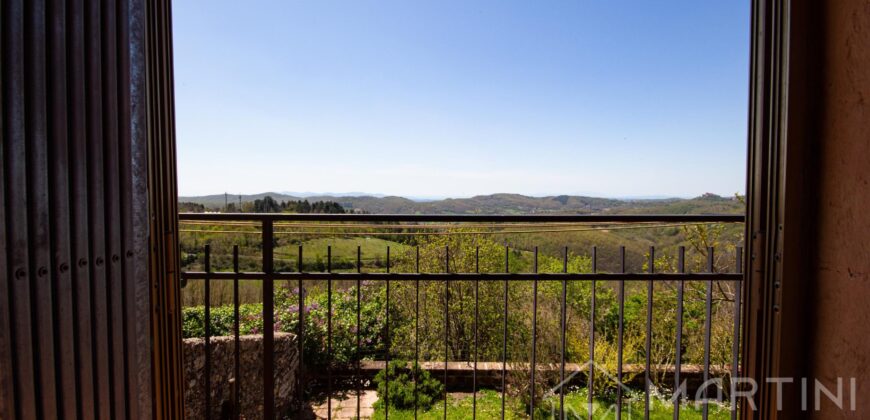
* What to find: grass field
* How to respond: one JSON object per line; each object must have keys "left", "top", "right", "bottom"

{"left": 180, "top": 225, "right": 742, "bottom": 308}
{"left": 274, "top": 236, "right": 411, "bottom": 272}
{"left": 181, "top": 236, "right": 410, "bottom": 306}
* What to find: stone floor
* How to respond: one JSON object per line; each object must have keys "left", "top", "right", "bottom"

{"left": 307, "top": 391, "right": 477, "bottom": 419}
{"left": 309, "top": 390, "right": 378, "bottom": 420}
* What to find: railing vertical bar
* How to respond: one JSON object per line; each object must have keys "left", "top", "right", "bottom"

{"left": 560, "top": 246, "right": 568, "bottom": 420}
{"left": 385, "top": 246, "right": 391, "bottom": 420}
{"left": 702, "top": 247, "right": 714, "bottom": 420}
{"left": 674, "top": 246, "right": 686, "bottom": 420}
{"left": 530, "top": 247, "right": 538, "bottom": 417}
{"left": 233, "top": 246, "right": 241, "bottom": 419}
{"left": 204, "top": 245, "right": 212, "bottom": 419}
{"left": 444, "top": 245, "right": 449, "bottom": 420}
{"left": 262, "top": 220, "right": 275, "bottom": 419}
{"left": 327, "top": 246, "right": 332, "bottom": 419}
{"left": 502, "top": 245, "right": 509, "bottom": 420}
{"left": 589, "top": 246, "right": 597, "bottom": 420}
{"left": 646, "top": 246, "right": 655, "bottom": 420}
{"left": 616, "top": 246, "right": 625, "bottom": 420}
{"left": 414, "top": 246, "right": 420, "bottom": 420}
{"left": 731, "top": 247, "right": 743, "bottom": 420}
{"left": 473, "top": 246, "right": 480, "bottom": 420}
{"left": 297, "top": 245, "right": 304, "bottom": 419}
{"left": 356, "top": 246, "right": 362, "bottom": 419}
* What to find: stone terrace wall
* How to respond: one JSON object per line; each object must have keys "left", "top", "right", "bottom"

{"left": 183, "top": 333, "right": 297, "bottom": 419}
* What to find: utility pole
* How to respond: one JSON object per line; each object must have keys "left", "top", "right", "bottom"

{"left": 239, "top": 195, "right": 242, "bottom": 212}
{"left": 224, "top": 192, "right": 228, "bottom": 212}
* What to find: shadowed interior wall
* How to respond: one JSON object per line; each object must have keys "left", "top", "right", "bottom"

{"left": 804, "top": 0, "right": 870, "bottom": 418}
{"left": 0, "top": 0, "right": 156, "bottom": 418}
{"left": 750, "top": 0, "right": 870, "bottom": 418}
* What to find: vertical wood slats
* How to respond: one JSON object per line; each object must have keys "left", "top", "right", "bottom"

{"left": 67, "top": 0, "right": 97, "bottom": 417}
{"left": 85, "top": 0, "right": 114, "bottom": 416}
{"left": 100, "top": 0, "right": 130, "bottom": 417}
{"left": 4, "top": 1, "right": 40, "bottom": 418}
{"left": 145, "top": 0, "right": 185, "bottom": 416}
{"left": 1, "top": 0, "right": 157, "bottom": 418}
{"left": 47, "top": 0, "right": 79, "bottom": 417}
{"left": 0, "top": 3, "right": 13, "bottom": 413}
{"left": 25, "top": 1, "right": 61, "bottom": 418}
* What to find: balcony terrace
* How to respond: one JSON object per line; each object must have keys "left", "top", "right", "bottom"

{"left": 178, "top": 213, "right": 744, "bottom": 419}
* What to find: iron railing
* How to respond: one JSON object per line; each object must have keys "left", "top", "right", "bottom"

{"left": 179, "top": 213, "right": 744, "bottom": 420}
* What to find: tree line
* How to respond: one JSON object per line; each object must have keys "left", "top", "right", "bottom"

{"left": 178, "top": 195, "right": 347, "bottom": 213}
{"left": 252, "top": 196, "right": 346, "bottom": 213}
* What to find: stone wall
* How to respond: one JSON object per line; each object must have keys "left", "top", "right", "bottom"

{"left": 183, "top": 333, "right": 298, "bottom": 419}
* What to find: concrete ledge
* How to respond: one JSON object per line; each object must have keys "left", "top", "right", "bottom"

{"left": 329, "top": 361, "right": 734, "bottom": 394}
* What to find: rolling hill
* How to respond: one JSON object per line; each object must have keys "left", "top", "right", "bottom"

{"left": 179, "top": 192, "right": 743, "bottom": 215}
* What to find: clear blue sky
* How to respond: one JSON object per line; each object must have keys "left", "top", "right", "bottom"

{"left": 173, "top": 0, "right": 749, "bottom": 199}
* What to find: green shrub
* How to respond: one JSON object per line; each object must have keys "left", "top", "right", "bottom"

{"left": 373, "top": 360, "right": 444, "bottom": 411}
{"left": 182, "top": 303, "right": 264, "bottom": 338}
{"left": 181, "top": 283, "right": 389, "bottom": 368}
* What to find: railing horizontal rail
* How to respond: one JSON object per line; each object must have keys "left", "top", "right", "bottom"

{"left": 181, "top": 271, "right": 743, "bottom": 282}
{"left": 179, "top": 212, "right": 744, "bottom": 223}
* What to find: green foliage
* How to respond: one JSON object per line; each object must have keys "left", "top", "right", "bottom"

{"left": 252, "top": 195, "right": 283, "bottom": 212}
{"left": 371, "top": 389, "right": 732, "bottom": 420}
{"left": 373, "top": 360, "right": 445, "bottom": 411}
{"left": 277, "top": 281, "right": 388, "bottom": 366}
{"left": 181, "top": 283, "right": 388, "bottom": 367}
{"left": 178, "top": 201, "right": 206, "bottom": 213}
{"left": 182, "top": 303, "right": 264, "bottom": 338}
{"left": 252, "top": 195, "right": 346, "bottom": 213}
{"left": 180, "top": 220, "right": 743, "bottom": 402}
{"left": 372, "top": 389, "right": 526, "bottom": 420}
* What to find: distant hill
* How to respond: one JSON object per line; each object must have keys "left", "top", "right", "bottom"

{"left": 179, "top": 192, "right": 743, "bottom": 215}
